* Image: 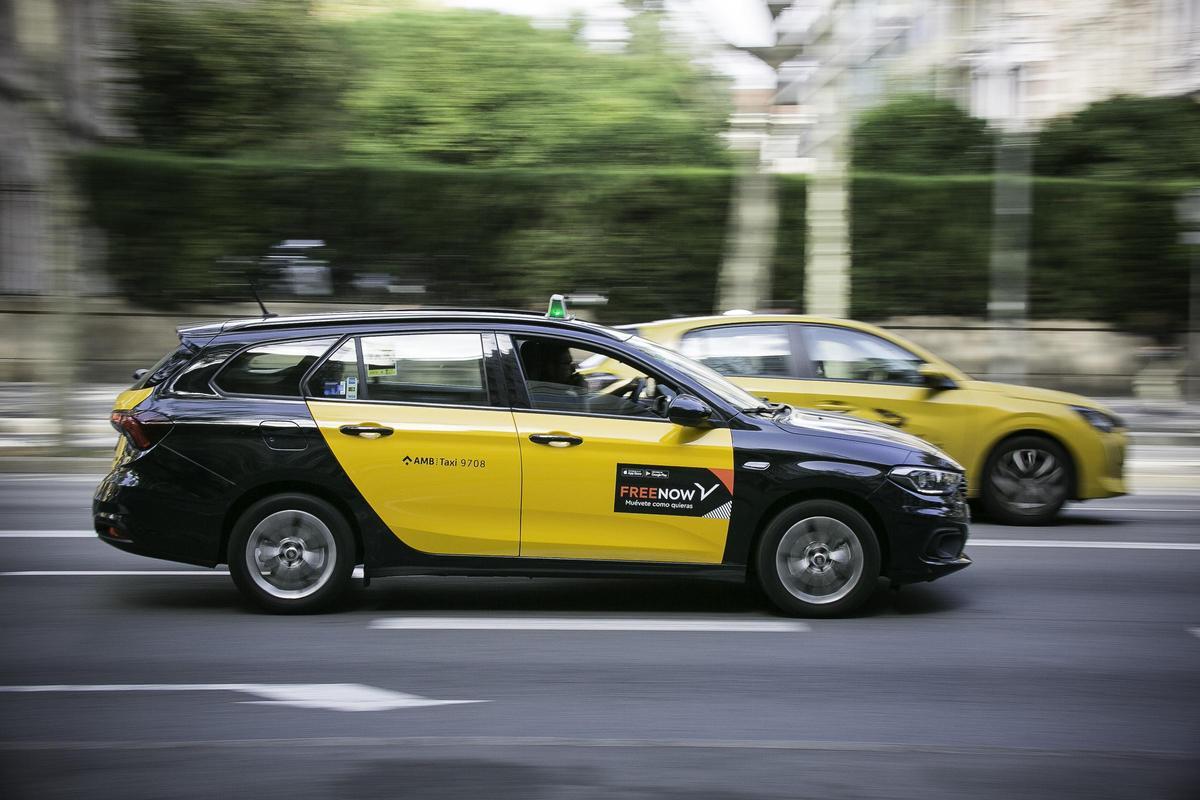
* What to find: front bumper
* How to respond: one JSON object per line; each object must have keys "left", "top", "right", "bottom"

{"left": 870, "top": 480, "right": 972, "bottom": 584}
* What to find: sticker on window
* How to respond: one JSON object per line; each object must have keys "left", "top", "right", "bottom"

{"left": 346, "top": 376, "right": 359, "bottom": 400}
{"left": 613, "top": 463, "right": 734, "bottom": 519}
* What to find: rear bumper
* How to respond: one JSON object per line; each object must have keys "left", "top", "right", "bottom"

{"left": 93, "top": 449, "right": 229, "bottom": 568}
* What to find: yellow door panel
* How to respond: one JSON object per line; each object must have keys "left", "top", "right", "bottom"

{"left": 752, "top": 379, "right": 972, "bottom": 467}
{"left": 722, "top": 376, "right": 804, "bottom": 407}
{"left": 513, "top": 412, "right": 734, "bottom": 563}
{"left": 307, "top": 400, "right": 521, "bottom": 556}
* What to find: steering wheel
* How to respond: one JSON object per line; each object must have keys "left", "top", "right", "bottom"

{"left": 615, "top": 376, "right": 647, "bottom": 404}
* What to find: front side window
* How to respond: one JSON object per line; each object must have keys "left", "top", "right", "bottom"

{"left": 516, "top": 337, "right": 676, "bottom": 419}
{"left": 678, "top": 324, "right": 794, "bottom": 378}
{"left": 307, "top": 333, "right": 489, "bottom": 406}
{"left": 215, "top": 338, "right": 337, "bottom": 397}
{"left": 803, "top": 326, "right": 923, "bottom": 385}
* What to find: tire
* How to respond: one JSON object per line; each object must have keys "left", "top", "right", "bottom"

{"left": 981, "top": 435, "right": 1071, "bottom": 526}
{"left": 755, "top": 500, "right": 881, "bottom": 618}
{"left": 227, "top": 493, "right": 355, "bottom": 613}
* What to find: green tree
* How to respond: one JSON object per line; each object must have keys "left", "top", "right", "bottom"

{"left": 850, "top": 95, "right": 994, "bottom": 175}
{"left": 1034, "top": 95, "right": 1200, "bottom": 180}
{"left": 332, "top": 6, "right": 729, "bottom": 167}
{"left": 121, "top": 0, "right": 348, "bottom": 156}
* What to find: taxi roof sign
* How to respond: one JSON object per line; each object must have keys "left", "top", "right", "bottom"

{"left": 546, "top": 294, "right": 571, "bottom": 320}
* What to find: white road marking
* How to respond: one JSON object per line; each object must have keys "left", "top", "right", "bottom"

{"left": 0, "top": 570, "right": 229, "bottom": 576}
{"left": 1188, "top": 628, "right": 1200, "bottom": 639}
{"left": 0, "top": 531, "right": 95, "bottom": 538}
{"left": 0, "top": 683, "right": 481, "bottom": 712}
{"left": 0, "top": 567, "right": 367, "bottom": 578}
{"left": 971, "top": 539, "right": 1200, "bottom": 550}
{"left": 370, "top": 617, "right": 808, "bottom": 632}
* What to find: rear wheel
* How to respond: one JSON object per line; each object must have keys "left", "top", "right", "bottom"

{"left": 755, "top": 500, "right": 881, "bottom": 617}
{"left": 981, "top": 435, "right": 1071, "bottom": 526}
{"left": 228, "top": 493, "right": 355, "bottom": 613}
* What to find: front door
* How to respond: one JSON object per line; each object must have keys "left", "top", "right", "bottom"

{"left": 508, "top": 335, "right": 734, "bottom": 563}
{"left": 306, "top": 332, "right": 522, "bottom": 557}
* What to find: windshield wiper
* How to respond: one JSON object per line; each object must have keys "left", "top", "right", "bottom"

{"left": 741, "top": 402, "right": 792, "bottom": 417}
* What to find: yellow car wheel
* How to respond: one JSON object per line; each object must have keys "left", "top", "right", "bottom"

{"left": 981, "top": 435, "right": 1072, "bottom": 526}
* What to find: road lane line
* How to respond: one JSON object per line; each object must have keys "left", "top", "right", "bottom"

{"left": 1188, "top": 628, "right": 1200, "bottom": 639}
{"left": 0, "top": 735, "right": 1189, "bottom": 761}
{"left": 0, "top": 684, "right": 482, "bottom": 712}
{"left": 1065, "top": 507, "right": 1200, "bottom": 513}
{"left": 971, "top": 539, "right": 1200, "bottom": 550}
{"left": 0, "top": 567, "right": 364, "bottom": 577}
{"left": 0, "top": 531, "right": 95, "bottom": 538}
{"left": 370, "top": 617, "right": 808, "bottom": 632}
{"left": 0, "top": 570, "right": 229, "bottom": 576}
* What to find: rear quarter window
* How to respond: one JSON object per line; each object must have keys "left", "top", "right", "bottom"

{"left": 214, "top": 338, "right": 338, "bottom": 398}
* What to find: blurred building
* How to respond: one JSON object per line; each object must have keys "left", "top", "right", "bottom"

{"left": 0, "top": 0, "right": 121, "bottom": 296}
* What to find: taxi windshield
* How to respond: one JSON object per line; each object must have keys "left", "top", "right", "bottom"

{"left": 626, "top": 335, "right": 768, "bottom": 412}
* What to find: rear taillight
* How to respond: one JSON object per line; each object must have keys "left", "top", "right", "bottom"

{"left": 110, "top": 410, "right": 172, "bottom": 450}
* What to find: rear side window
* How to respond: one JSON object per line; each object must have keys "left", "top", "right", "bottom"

{"left": 678, "top": 324, "right": 794, "bottom": 378}
{"left": 306, "top": 333, "right": 489, "bottom": 406}
{"left": 214, "top": 338, "right": 337, "bottom": 397}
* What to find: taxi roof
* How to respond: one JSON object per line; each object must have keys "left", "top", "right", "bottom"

{"left": 177, "top": 308, "right": 628, "bottom": 341}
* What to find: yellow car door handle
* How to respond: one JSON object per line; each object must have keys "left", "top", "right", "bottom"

{"left": 874, "top": 409, "right": 906, "bottom": 427}
{"left": 814, "top": 400, "right": 852, "bottom": 412}
{"left": 339, "top": 424, "right": 394, "bottom": 439}
{"left": 529, "top": 433, "right": 583, "bottom": 448}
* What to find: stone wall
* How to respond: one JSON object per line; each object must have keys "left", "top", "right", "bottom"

{"left": 0, "top": 298, "right": 1167, "bottom": 396}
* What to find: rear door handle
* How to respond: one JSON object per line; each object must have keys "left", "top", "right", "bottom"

{"left": 529, "top": 433, "right": 583, "bottom": 448}
{"left": 339, "top": 424, "right": 394, "bottom": 439}
{"left": 814, "top": 400, "right": 852, "bottom": 412}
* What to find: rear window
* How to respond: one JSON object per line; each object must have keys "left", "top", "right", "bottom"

{"left": 214, "top": 338, "right": 338, "bottom": 397}
{"left": 133, "top": 343, "right": 196, "bottom": 389}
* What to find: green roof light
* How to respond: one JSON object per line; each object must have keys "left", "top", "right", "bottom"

{"left": 546, "top": 294, "right": 570, "bottom": 319}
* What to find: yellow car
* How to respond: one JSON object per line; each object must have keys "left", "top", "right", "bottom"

{"left": 595, "top": 314, "right": 1126, "bottom": 525}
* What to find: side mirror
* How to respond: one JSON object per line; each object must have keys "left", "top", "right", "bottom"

{"left": 918, "top": 363, "right": 957, "bottom": 391}
{"left": 132, "top": 368, "right": 149, "bottom": 381}
{"left": 666, "top": 394, "right": 714, "bottom": 428}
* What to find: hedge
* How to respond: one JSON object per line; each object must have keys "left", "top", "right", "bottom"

{"left": 73, "top": 149, "right": 739, "bottom": 324}
{"left": 850, "top": 172, "right": 1197, "bottom": 337}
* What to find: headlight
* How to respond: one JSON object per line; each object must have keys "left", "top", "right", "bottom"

{"left": 1072, "top": 406, "right": 1122, "bottom": 433}
{"left": 888, "top": 466, "right": 962, "bottom": 495}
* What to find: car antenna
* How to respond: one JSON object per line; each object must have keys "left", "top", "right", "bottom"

{"left": 248, "top": 277, "right": 277, "bottom": 319}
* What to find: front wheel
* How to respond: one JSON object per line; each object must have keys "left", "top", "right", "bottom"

{"left": 981, "top": 435, "right": 1071, "bottom": 526}
{"left": 755, "top": 500, "right": 881, "bottom": 617}
{"left": 228, "top": 493, "right": 355, "bottom": 613}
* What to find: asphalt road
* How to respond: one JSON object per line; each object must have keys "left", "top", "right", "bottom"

{"left": 1, "top": 475, "right": 1198, "bottom": 800}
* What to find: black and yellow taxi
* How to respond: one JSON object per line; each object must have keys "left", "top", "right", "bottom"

{"left": 95, "top": 297, "right": 971, "bottom": 616}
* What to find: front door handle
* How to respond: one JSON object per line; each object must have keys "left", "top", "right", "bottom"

{"left": 339, "top": 424, "right": 394, "bottom": 439}
{"left": 874, "top": 408, "right": 906, "bottom": 428}
{"left": 529, "top": 433, "right": 583, "bottom": 448}
{"left": 814, "top": 400, "right": 852, "bottom": 412}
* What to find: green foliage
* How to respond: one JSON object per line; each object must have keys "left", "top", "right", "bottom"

{"left": 73, "top": 149, "right": 732, "bottom": 322}
{"left": 1035, "top": 95, "right": 1200, "bottom": 180}
{"left": 849, "top": 173, "right": 1195, "bottom": 337}
{"left": 118, "top": 1, "right": 730, "bottom": 168}
{"left": 121, "top": 0, "right": 348, "bottom": 156}
{"left": 851, "top": 95, "right": 995, "bottom": 175}
{"left": 770, "top": 174, "right": 807, "bottom": 312}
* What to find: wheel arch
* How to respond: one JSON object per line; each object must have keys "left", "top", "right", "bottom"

{"left": 219, "top": 481, "right": 364, "bottom": 566}
{"left": 746, "top": 488, "right": 890, "bottom": 578}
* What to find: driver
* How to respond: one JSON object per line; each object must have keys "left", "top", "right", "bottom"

{"left": 520, "top": 339, "right": 587, "bottom": 410}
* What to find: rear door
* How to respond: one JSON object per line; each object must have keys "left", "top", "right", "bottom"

{"left": 305, "top": 331, "right": 522, "bottom": 557}
{"left": 505, "top": 334, "right": 734, "bottom": 564}
{"left": 676, "top": 323, "right": 804, "bottom": 405}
